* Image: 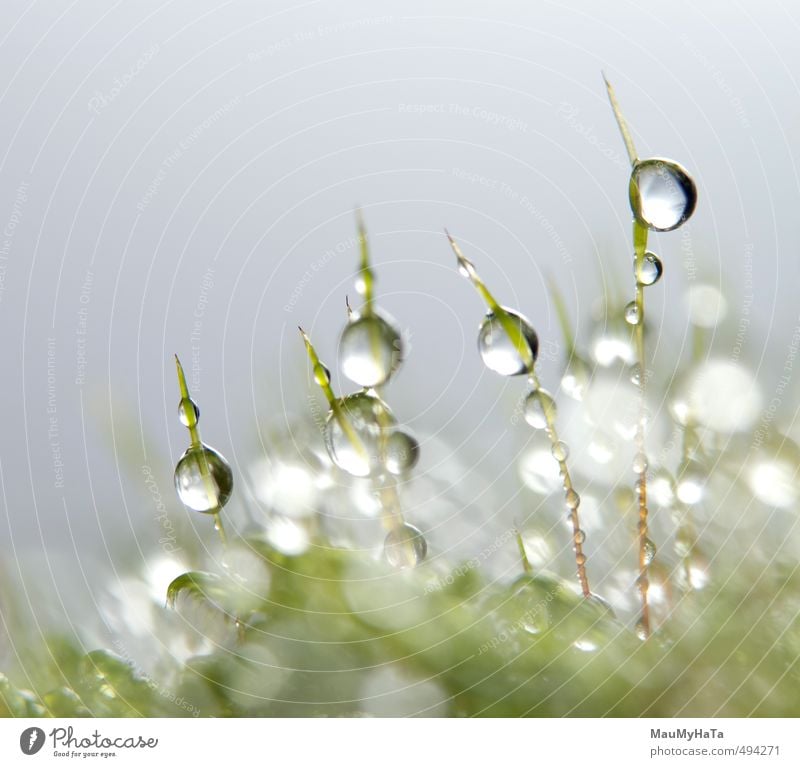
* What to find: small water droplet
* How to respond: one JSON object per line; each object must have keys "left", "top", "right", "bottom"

{"left": 523, "top": 388, "right": 557, "bottom": 430}
{"left": 629, "top": 158, "right": 697, "bottom": 232}
{"left": 339, "top": 312, "right": 403, "bottom": 388}
{"left": 174, "top": 444, "right": 234, "bottom": 513}
{"left": 551, "top": 440, "right": 570, "bottom": 462}
{"left": 643, "top": 538, "right": 657, "bottom": 566}
{"left": 632, "top": 451, "right": 648, "bottom": 474}
{"left": 383, "top": 430, "right": 420, "bottom": 475}
{"left": 635, "top": 619, "right": 648, "bottom": 641}
{"left": 565, "top": 489, "right": 580, "bottom": 509}
{"left": 457, "top": 263, "right": 470, "bottom": 279}
{"left": 574, "top": 529, "right": 586, "bottom": 545}
{"left": 315, "top": 362, "right": 331, "bottom": 387}
{"left": 636, "top": 251, "right": 664, "bottom": 286}
{"left": 630, "top": 364, "right": 643, "bottom": 386}
{"left": 178, "top": 398, "right": 199, "bottom": 427}
{"left": 575, "top": 552, "right": 587, "bottom": 566}
{"left": 323, "top": 391, "right": 396, "bottom": 477}
{"left": 384, "top": 523, "right": 427, "bottom": 568}
{"left": 478, "top": 308, "right": 538, "bottom": 376}
{"left": 674, "top": 529, "right": 693, "bottom": 557}
{"left": 624, "top": 300, "right": 641, "bottom": 325}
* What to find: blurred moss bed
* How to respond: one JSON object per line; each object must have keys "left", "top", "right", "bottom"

{"left": 1, "top": 495, "right": 799, "bottom": 718}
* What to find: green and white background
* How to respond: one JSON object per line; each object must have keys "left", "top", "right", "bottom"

{"left": 0, "top": 0, "right": 798, "bottom": 717}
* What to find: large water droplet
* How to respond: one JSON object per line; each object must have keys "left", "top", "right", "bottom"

{"left": 384, "top": 430, "right": 420, "bottom": 475}
{"left": 629, "top": 158, "right": 697, "bottom": 232}
{"left": 384, "top": 523, "right": 427, "bottom": 568}
{"left": 174, "top": 444, "right": 233, "bottom": 513}
{"left": 636, "top": 252, "right": 663, "bottom": 286}
{"left": 523, "top": 388, "right": 557, "bottom": 430}
{"left": 323, "top": 391, "right": 396, "bottom": 477}
{"left": 178, "top": 398, "right": 199, "bottom": 427}
{"left": 339, "top": 312, "right": 403, "bottom": 388}
{"left": 478, "top": 308, "right": 538, "bottom": 376}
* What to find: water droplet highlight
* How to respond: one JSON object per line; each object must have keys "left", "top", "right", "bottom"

{"left": 624, "top": 301, "right": 641, "bottom": 325}
{"left": 339, "top": 312, "right": 403, "bottom": 388}
{"left": 551, "top": 440, "right": 570, "bottom": 462}
{"left": 643, "top": 538, "right": 657, "bottom": 566}
{"left": 478, "top": 309, "right": 538, "bottom": 376}
{"left": 636, "top": 252, "right": 663, "bottom": 286}
{"left": 523, "top": 389, "right": 557, "bottom": 430}
{"left": 174, "top": 445, "right": 234, "bottom": 513}
{"left": 178, "top": 398, "right": 199, "bottom": 427}
{"left": 384, "top": 523, "right": 427, "bottom": 568}
{"left": 629, "top": 158, "right": 697, "bottom": 232}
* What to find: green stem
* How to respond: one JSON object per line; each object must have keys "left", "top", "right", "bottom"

{"left": 603, "top": 72, "right": 639, "bottom": 167}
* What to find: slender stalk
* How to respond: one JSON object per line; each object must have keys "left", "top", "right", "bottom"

{"left": 447, "top": 232, "right": 591, "bottom": 597}
{"left": 356, "top": 209, "right": 374, "bottom": 317}
{"left": 174, "top": 354, "right": 227, "bottom": 547}
{"left": 604, "top": 73, "right": 652, "bottom": 637}
{"left": 514, "top": 526, "right": 533, "bottom": 575}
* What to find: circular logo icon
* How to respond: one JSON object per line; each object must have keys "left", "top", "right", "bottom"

{"left": 20, "top": 727, "right": 45, "bottom": 755}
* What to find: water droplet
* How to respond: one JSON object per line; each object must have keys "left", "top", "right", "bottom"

{"left": 635, "top": 619, "right": 648, "bottom": 640}
{"left": 632, "top": 451, "right": 648, "bottom": 474}
{"left": 478, "top": 308, "right": 538, "bottom": 376}
{"left": 643, "top": 538, "right": 657, "bottom": 566}
{"left": 457, "top": 262, "right": 470, "bottom": 279}
{"left": 629, "top": 158, "right": 697, "bottom": 232}
{"left": 650, "top": 469, "right": 676, "bottom": 507}
{"left": 383, "top": 430, "right": 420, "bottom": 475}
{"left": 630, "top": 364, "right": 643, "bottom": 386}
{"left": 523, "top": 388, "right": 557, "bottom": 430}
{"left": 565, "top": 489, "right": 580, "bottom": 509}
{"left": 384, "top": 523, "right": 427, "bottom": 568}
{"left": 676, "top": 461, "right": 705, "bottom": 505}
{"left": 339, "top": 312, "right": 403, "bottom": 388}
{"left": 174, "top": 444, "right": 233, "bottom": 513}
{"left": 674, "top": 529, "right": 693, "bottom": 557}
{"left": 178, "top": 398, "right": 199, "bottom": 427}
{"left": 315, "top": 362, "right": 332, "bottom": 387}
{"left": 624, "top": 301, "right": 640, "bottom": 325}
{"left": 636, "top": 251, "right": 663, "bottom": 286}
{"left": 551, "top": 440, "right": 569, "bottom": 462}
{"left": 323, "top": 391, "right": 396, "bottom": 477}
{"left": 574, "top": 529, "right": 586, "bottom": 545}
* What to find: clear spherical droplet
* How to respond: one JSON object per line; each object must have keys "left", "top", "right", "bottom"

{"left": 384, "top": 430, "right": 420, "bottom": 476}
{"left": 174, "top": 444, "right": 233, "bottom": 513}
{"left": 384, "top": 523, "right": 427, "bottom": 568}
{"left": 178, "top": 398, "right": 199, "bottom": 427}
{"left": 636, "top": 251, "right": 663, "bottom": 286}
{"left": 565, "top": 489, "right": 580, "bottom": 509}
{"left": 632, "top": 451, "right": 648, "bottom": 474}
{"left": 478, "top": 308, "right": 538, "bottom": 376}
{"left": 643, "top": 538, "right": 657, "bottom": 566}
{"left": 629, "top": 158, "right": 697, "bottom": 232}
{"left": 323, "top": 391, "right": 396, "bottom": 477}
{"left": 339, "top": 312, "right": 403, "bottom": 388}
{"left": 624, "top": 301, "right": 641, "bottom": 325}
{"left": 523, "top": 388, "right": 557, "bottom": 430}
{"left": 551, "top": 440, "right": 569, "bottom": 462}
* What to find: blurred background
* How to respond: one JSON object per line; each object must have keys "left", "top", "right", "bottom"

{"left": 0, "top": 0, "right": 798, "bottom": 653}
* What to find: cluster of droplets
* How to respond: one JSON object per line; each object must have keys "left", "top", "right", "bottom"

{"left": 172, "top": 357, "right": 233, "bottom": 547}
{"left": 604, "top": 73, "right": 698, "bottom": 638}
{"left": 303, "top": 216, "right": 426, "bottom": 568}
{"left": 448, "top": 232, "right": 592, "bottom": 598}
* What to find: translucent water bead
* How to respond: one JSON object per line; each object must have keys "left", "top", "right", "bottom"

{"left": 383, "top": 430, "right": 420, "bottom": 476}
{"left": 629, "top": 158, "right": 697, "bottom": 232}
{"left": 524, "top": 389, "right": 557, "bottom": 430}
{"left": 178, "top": 398, "right": 200, "bottom": 427}
{"left": 384, "top": 523, "right": 427, "bottom": 568}
{"left": 174, "top": 444, "right": 234, "bottom": 513}
{"left": 323, "top": 391, "right": 396, "bottom": 477}
{"left": 635, "top": 252, "right": 663, "bottom": 286}
{"left": 478, "top": 308, "right": 539, "bottom": 376}
{"left": 339, "top": 311, "right": 403, "bottom": 388}
{"left": 624, "top": 301, "right": 641, "bottom": 325}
